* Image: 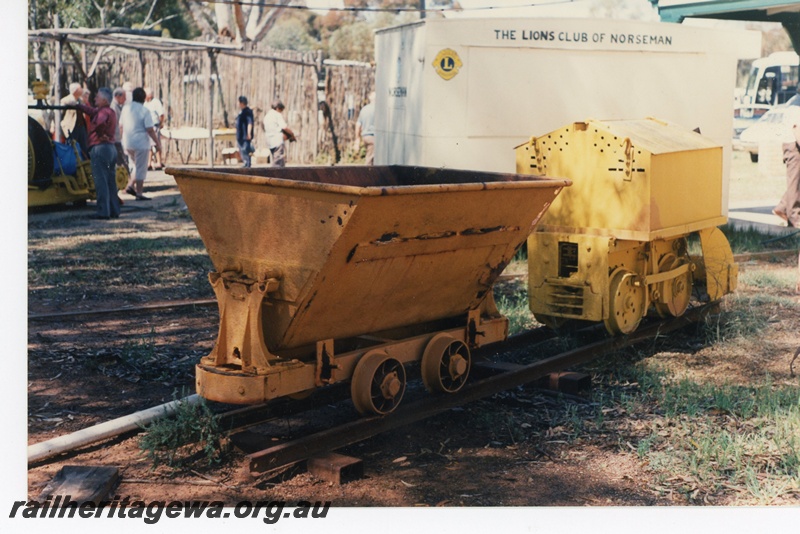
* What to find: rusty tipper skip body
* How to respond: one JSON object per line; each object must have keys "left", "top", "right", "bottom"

{"left": 167, "top": 165, "right": 569, "bottom": 414}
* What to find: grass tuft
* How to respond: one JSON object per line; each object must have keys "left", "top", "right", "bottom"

{"left": 139, "top": 392, "right": 225, "bottom": 469}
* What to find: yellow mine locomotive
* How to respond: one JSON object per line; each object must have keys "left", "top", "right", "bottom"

{"left": 515, "top": 118, "right": 738, "bottom": 335}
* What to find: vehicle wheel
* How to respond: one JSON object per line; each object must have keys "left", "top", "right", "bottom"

{"left": 654, "top": 254, "right": 692, "bottom": 318}
{"left": 351, "top": 350, "right": 405, "bottom": 415}
{"left": 604, "top": 269, "right": 646, "bottom": 335}
{"left": 421, "top": 334, "right": 470, "bottom": 394}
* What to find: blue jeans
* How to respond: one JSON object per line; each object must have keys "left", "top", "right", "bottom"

{"left": 89, "top": 143, "right": 120, "bottom": 218}
{"left": 238, "top": 140, "right": 254, "bottom": 167}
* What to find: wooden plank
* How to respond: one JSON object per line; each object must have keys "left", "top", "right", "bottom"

{"left": 38, "top": 466, "right": 120, "bottom": 504}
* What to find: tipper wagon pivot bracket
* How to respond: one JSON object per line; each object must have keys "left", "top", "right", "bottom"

{"left": 207, "top": 270, "right": 282, "bottom": 372}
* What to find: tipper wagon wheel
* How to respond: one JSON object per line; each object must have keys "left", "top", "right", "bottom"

{"left": 421, "top": 334, "right": 471, "bottom": 394}
{"left": 604, "top": 268, "right": 646, "bottom": 335}
{"left": 351, "top": 350, "right": 406, "bottom": 415}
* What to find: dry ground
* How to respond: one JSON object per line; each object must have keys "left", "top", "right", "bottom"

{"left": 23, "top": 161, "right": 800, "bottom": 510}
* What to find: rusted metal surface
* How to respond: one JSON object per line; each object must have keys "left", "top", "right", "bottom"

{"left": 167, "top": 165, "right": 569, "bottom": 406}
{"left": 306, "top": 453, "right": 364, "bottom": 485}
{"left": 245, "top": 304, "right": 716, "bottom": 477}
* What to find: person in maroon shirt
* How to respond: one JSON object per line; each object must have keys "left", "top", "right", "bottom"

{"left": 76, "top": 87, "right": 120, "bottom": 219}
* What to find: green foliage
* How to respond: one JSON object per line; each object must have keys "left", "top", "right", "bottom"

{"left": 139, "top": 393, "right": 225, "bottom": 469}
{"left": 265, "top": 17, "right": 320, "bottom": 53}
{"left": 29, "top": 0, "right": 196, "bottom": 39}
{"left": 328, "top": 21, "right": 374, "bottom": 62}
{"left": 495, "top": 288, "right": 535, "bottom": 336}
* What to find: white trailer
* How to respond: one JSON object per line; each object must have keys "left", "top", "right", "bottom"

{"left": 374, "top": 17, "right": 760, "bottom": 212}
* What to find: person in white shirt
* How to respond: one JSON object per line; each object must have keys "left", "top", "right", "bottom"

{"left": 263, "top": 99, "right": 295, "bottom": 167}
{"left": 110, "top": 87, "right": 127, "bottom": 167}
{"left": 774, "top": 96, "right": 800, "bottom": 228}
{"left": 144, "top": 87, "right": 165, "bottom": 170}
{"left": 355, "top": 91, "right": 376, "bottom": 165}
{"left": 119, "top": 87, "right": 160, "bottom": 200}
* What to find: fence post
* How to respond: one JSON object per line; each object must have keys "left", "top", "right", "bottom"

{"left": 206, "top": 49, "right": 215, "bottom": 167}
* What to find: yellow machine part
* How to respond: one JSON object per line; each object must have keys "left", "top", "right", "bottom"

{"left": 28, "top": 160, "right": 131, "bottom": 208}
{"left": 28, "top": 159, "right": 94, "bottom": 207}
{"left": 519, "top": 118, "right": 737, "bottom": 335}
{"left": 697, "top": 226, "right": 738, "bottom": 301}
{"left": 515, "top": 118, "right": 726, "bottom": 241}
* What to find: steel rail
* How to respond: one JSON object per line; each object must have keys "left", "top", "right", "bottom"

{"left": 27, "top": 299, "right": 217, "bottom": 321}
{"left": 244, "top": 304, "right": 717, "bottom": 477}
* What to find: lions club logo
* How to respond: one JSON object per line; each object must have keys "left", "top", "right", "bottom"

{"left": 432, "top": 49, "right": 462, "bottom": 81}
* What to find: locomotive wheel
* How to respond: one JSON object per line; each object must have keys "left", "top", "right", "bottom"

{"left": 655, "top": 254, "right": 693, "bottom": 318}
{"left": 604, "top": 269, "right": 646, "bottom": 335}
{"left": 421, "top": 334, "right": 471, "bottom": 394}
{"left": 351, "top": 350, "right": 406, "bottom": 415}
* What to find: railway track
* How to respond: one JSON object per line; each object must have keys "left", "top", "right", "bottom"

{"left": 29, "top": 302, "right": 716, "bottom": 475}
{"left": 219, "top": 304, "right": 717, "bottom": 479}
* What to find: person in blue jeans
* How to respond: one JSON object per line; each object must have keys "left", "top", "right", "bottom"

{"left": 235, "top": 96, "right": 255, "bottom": 167}
{"left": 75, "top": 87, "right": 120, "bottom": 219}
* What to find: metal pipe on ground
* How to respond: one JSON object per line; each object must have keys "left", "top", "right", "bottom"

{"left": 28, "top": 394, "right": 200, "bottom": 465}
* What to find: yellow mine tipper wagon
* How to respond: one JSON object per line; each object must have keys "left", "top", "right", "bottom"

{"left": 168, "top": 165, "right": 569, "bottom": 414}
{"left": 515, "top": 118, "right": 738, "bottom": 335}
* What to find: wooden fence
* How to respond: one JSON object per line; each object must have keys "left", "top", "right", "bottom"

{"left": 34, "top": 39, "right": 374, "bottom": 166}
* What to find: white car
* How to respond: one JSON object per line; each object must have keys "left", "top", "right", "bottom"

{"left": 734, "top": 105, "right": 789, "bottom": 162}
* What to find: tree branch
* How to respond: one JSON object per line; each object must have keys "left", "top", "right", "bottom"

{"left": 233, "top": 1, "right": 249, "bottom": 43}
{"left": 142, "top": 0, "right": 159, "bottom": 28}
{"left": 248, "top": 0, "right": 293, "bottom": 43}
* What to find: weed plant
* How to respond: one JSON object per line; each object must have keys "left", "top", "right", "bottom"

{"left": 139, "top": 392, "right": 225, "bottom": 469}
{"left": 496, "top": 289, "right": 535, "bottom": 336}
